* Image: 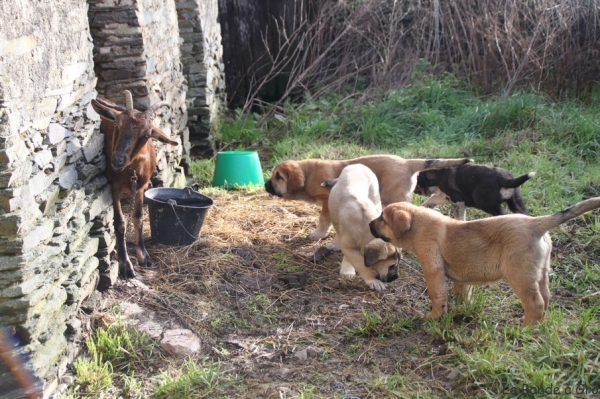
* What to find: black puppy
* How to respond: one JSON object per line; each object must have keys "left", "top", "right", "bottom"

{"left": 414, "top": 163, "right": 535, "bottom": 220}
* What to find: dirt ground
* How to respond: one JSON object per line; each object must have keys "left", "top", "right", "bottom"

{"left": 93, "top": 190, "right": 509, "bottom": 398}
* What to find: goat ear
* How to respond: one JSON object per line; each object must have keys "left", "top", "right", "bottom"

{"left": 91, "top": 99, "right": 118, "bottom": 122}
{"left": 150, "top": 126, "right": 178, "bottom": 146}
{"left": 390, "top": 208, "right": 412, "bottom": 238}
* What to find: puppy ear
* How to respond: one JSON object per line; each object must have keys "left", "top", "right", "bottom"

{"left": 364, "top": 239, "right": 389, "bottom": 267}
{"left": 285, "top": 163, "right": 305, "bottom": 193}
{"left": 391, "top": 209, "right": 412, "bottom": 238}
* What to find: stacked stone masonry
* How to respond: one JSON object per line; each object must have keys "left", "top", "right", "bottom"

{"left": 0, "top": 0, "right": 225, "bottom": 397}
{"left": 175, "top": 0, "right": 227, "bottom": 159}
{"left": 88, "top": 0, "right": 188, "bottom": 180}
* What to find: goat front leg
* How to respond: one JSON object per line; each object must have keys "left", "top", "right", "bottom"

{"left": 133, "top": 188, "right": 152, "bottom": 267}
{"left": 113, "top": 195, "right": 136, "bottom": 278}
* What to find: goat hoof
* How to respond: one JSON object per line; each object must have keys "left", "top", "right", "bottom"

{"left": 140, "top": 257, "right": 153, "bottom": 268}
{"left": 119, "top": 261, "right": 136, "bottom": 279}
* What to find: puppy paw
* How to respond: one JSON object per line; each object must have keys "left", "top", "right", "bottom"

{"left": 339, "top": 260, "right": 356, "bottom": 276}
{"left": 325, "top": 241, "right": 341, "bottom": 252}
{"left": 308, "top": 231, "right": 328, "bottom": 241}
{"left": 325, "top": 242, "right": 341, "bottom": 252}
{"left": 366, "top": 279, "right": 386, "bottom": 291}
{"left": 424, "top": 309, "right": 444, "bottom": 320}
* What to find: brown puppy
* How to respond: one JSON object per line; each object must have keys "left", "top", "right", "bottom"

{"left": 326, "top": 164, "right": 399, "bottom": 290}
{"left": 368, "top": 197, "right": 600, "bottom": 325}
{"left": 264, "top": 155, "right": 472, "bottom": 240}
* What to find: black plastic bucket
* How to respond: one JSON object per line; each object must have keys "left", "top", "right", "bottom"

{"left": 144, "top": 187, "right": 214, "bottom": 246}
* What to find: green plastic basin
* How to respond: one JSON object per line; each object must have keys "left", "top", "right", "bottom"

{"left": 212, "top": 151, "right": 265, "bottom": 188}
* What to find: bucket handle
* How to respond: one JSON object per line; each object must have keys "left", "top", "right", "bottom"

{"left": 166, "top": 198, "right": 199, "bottom": 242}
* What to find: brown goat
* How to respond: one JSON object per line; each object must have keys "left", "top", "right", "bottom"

{"left": 91, "top": 90, "right": 178, "bottom": 278}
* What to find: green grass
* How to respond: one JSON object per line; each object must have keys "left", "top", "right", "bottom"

{"left": 83, "top": 76, "right": 600, "bottom": 397}
{"left": 270, "top": 249, "right": 305, "bottom": 272}
{"left": 67, "top": 319, "right": 161, "bottom": 397}
{"left": 151, "top": 357, "right": 236, "bottom": 399}
{"left": 347, "top": 308, "right": 417, "bottom": 338}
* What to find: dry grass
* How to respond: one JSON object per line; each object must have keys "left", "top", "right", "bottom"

{"left": 93, "top": 187, "right": 598, "bottom": 397}
{"left": 107, "top": 189, "right": 456, "bottom": 397}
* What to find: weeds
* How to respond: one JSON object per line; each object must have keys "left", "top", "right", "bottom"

{"left": 72, "top": 349, "right": 113, "bottom": 394}
{"left": 82, "top": 77, "right": 600, "bottom": 398}
{"left": 152, "top": 358, "right": 235, "bottom": 399}
{"left": 347, "top": 308, "right": 416, "bottom": 338}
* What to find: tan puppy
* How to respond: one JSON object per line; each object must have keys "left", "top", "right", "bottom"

{"left": 264, "top": 155, "right": 472, "bottom": 240}
{"left": 368, "top": 197, "right": 600, "bottom": 324}
{"left": 326, "top": 164, "right": 400, "bottom": 291}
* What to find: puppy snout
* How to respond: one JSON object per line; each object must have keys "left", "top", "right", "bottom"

{"left": 387, "top": 265, "right": 399, "bottom": 283}
{"left": 369, "top": 220, "right": 388, "bottom": 242}
{"left": 375, "top": 265, "right": 398, "bottom": 283}
{"left": 264, "top": 180, "right": 278, "bottom": 196}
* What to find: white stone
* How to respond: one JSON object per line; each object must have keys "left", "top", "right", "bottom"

{"left": 137, "top": 319, "right": 163, "bottom": 339}
{"left": 47, "top": 123, "right": 70, "bottom": 145}
{"left": 33, "top": 149, "right": 53, "bottom": 168}
{"left": 160, "top": 329, "right": 201, "bottom": 356}
{"left": 119, "top": 302, "right": 145, "bottom": 320}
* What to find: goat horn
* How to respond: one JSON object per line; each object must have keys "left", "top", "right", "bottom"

{"left": 123, "top": 90, "right": 134, "bottom": 110}
{"left": 145, "top": 101, "right": 170, "bottom": 118}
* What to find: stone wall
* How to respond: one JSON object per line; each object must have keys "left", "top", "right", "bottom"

{"left": 176, "top": 0, "right": 226, "bottom": 159}
{"left": 0, "top": 0, "right": 225, "bottom": 397}
{"left": 0, "top": 1, "right": 107, "bottom": 397}
{"left": 88, "top": 0, "right": 188, "bottom": 183}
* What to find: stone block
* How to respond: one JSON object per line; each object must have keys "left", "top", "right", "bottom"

{"left": 66, "top": 139, "right": 82, "bottom": 157}
{"left": 0, "top": 270, "right": 45, "bottom": 298}
{"left": 0, "top": 161, "right": 33, "bottom": 188}
{"left": 84, "top": 175, "right": 108, "bottom": 196}
{"left": 31, "top": 332, "right": 68, "bottom": 377}
{"left": 160, "top": 329, "right": 201, "bottom": 357}
{"left": 39, "top": 185, "right": 61, "bottom": 215}
{"left": 29, "top": 168, "right": 56, "bottom": 197}
{"left": 22, "top": 220, "right": 54, "bottom": 252}
{"left": 77, "top": 164, "right": 101, "bottom": 186}
{"left": 27, "top": 286, "right": 69, "bottom": 341}
{"left": 62, "top": 62, "right": 89, "bottom": 87}
{"left": 101, "top": 69, "right": 133, "bottom": 81}
{"left": 58, "top": 165, "right": 79, "bottom": 190}
{"left": 95, "top": 237, "right": 115, "bottom": 258}
{"left": 70, "top": 237, "right": 100, "bottom": 272}
{"left": 0, "top": 282, "right": 47, "bottom": 315}
{"left": 46, "top": 123, "right": 70, "bottom": 145}
{"left": 65, "top": 316, "right": 82, "bottom": 336}
{"left": 65, "top": 230, "right": 86, "bottom": 255}
{"left": 52, "top": 140, "right": 68, "bottom": 157}
{"left": 172, "top": 167, "right": 187, "bottom": 188}
{"left": 85, "top": 185, "right": 112, "bottom": 222}
{"left": 82, "top": 132, "right": 104, "bottom": 163}
{"left": 92, "top": 229, "right": 113, "bottom": 251}
{"left": 78, "top": 257, "right": 100, "bottom": 289}
{"left": 81, "top": 290, "right": 104, "bottom": 317}
{"left": 75, "top": 271, "right": 100, "bottom": 308}
{"left": 0, "top": 255, "right": 24, "bottom": 271}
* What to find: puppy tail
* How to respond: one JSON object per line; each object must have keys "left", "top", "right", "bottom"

{"left": 503, "top": 172, "right": 536, "bottom": 188}
{"left": 415, "top": 157, "right": 473, "bottom": 173}
{"left": 321, "top": 178, "right": 338, "bottom": 188}
{"left": 533, "top": 197, "right": 600, "bottom": 234}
